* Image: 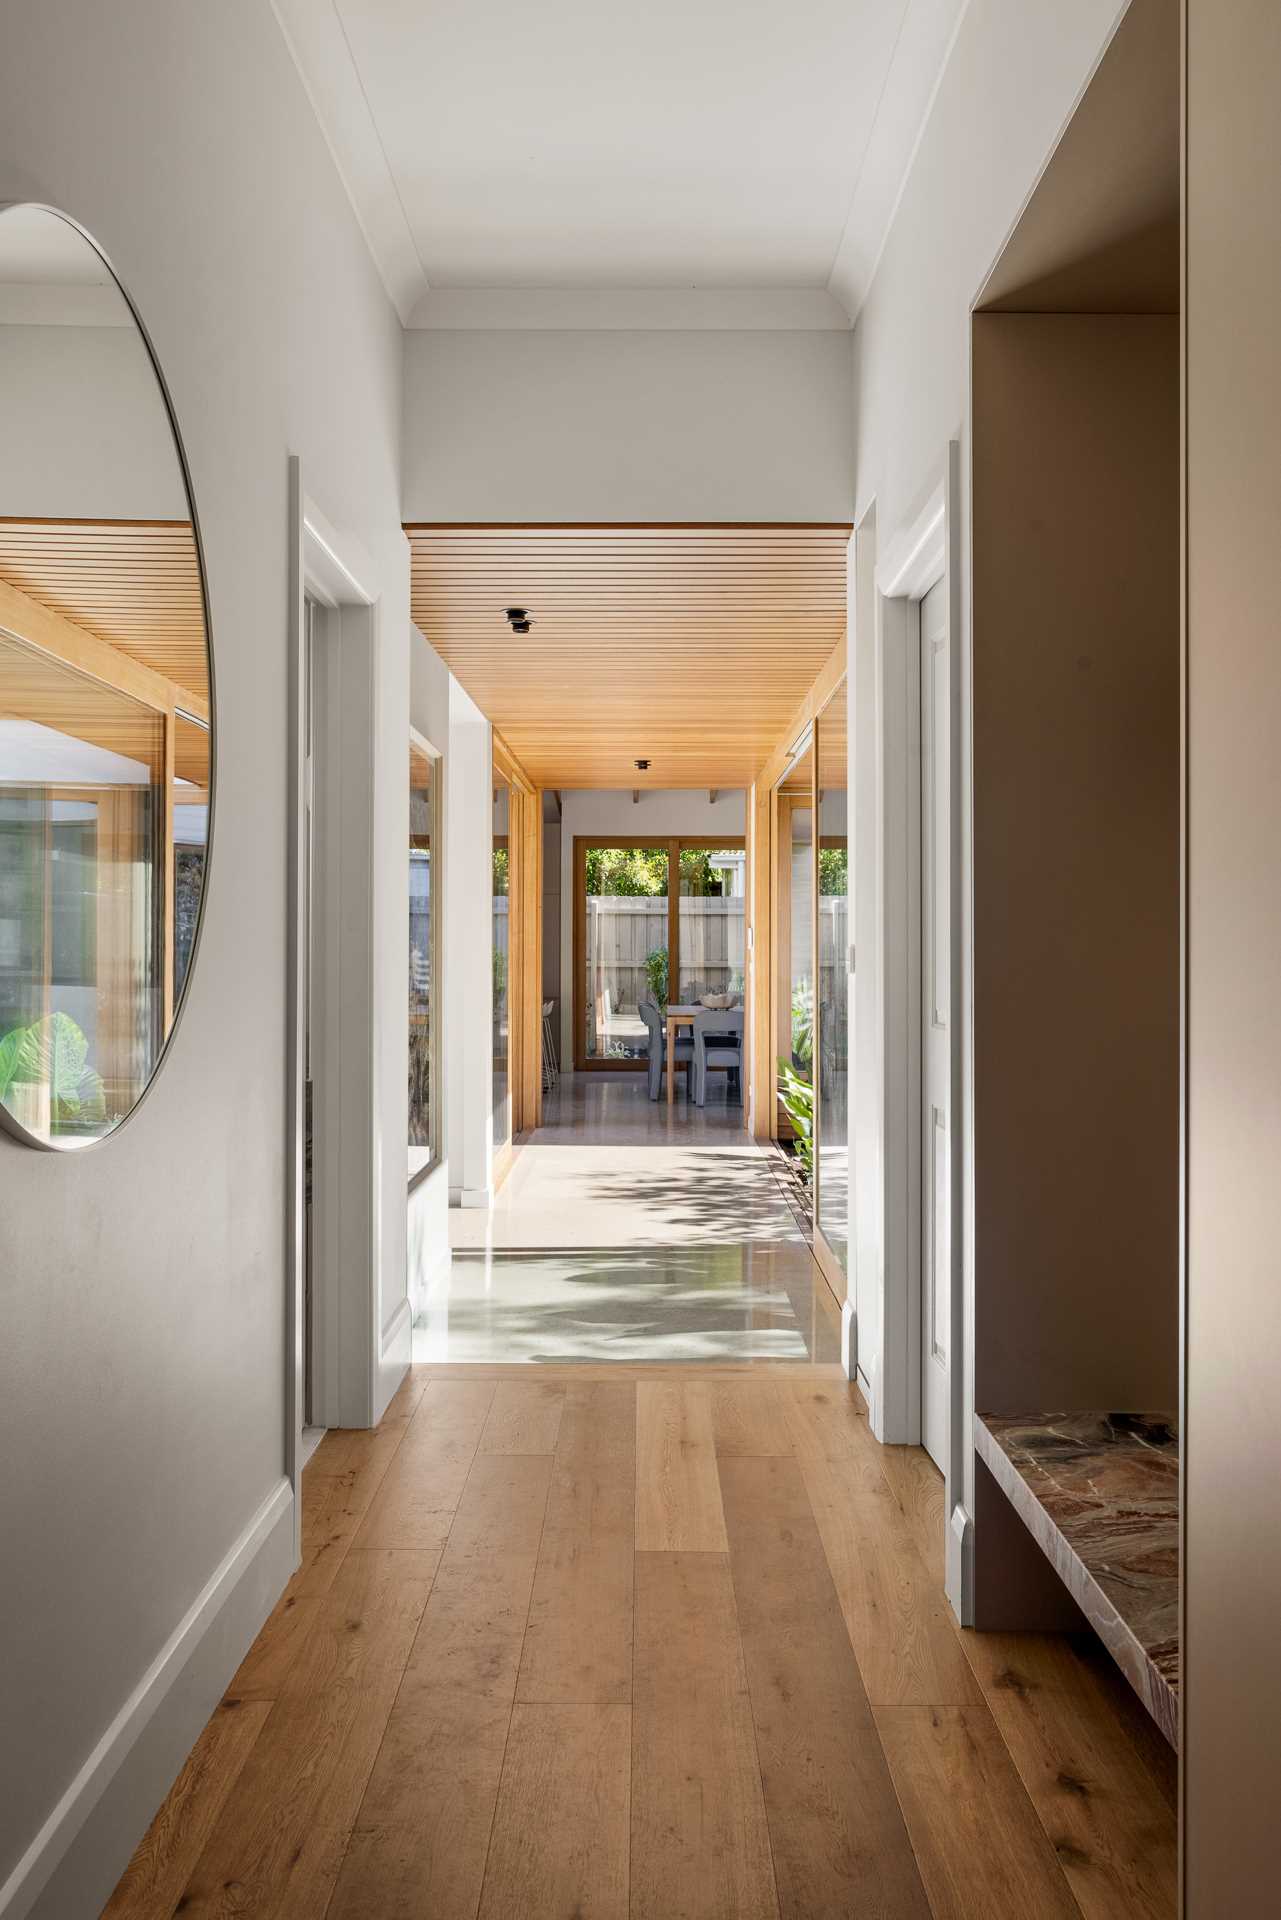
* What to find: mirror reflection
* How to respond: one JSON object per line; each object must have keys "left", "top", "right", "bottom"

{"left": 0, "top": 206, "right": 212, "bottom": 1147}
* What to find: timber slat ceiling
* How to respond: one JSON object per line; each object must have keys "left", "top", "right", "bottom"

{"left": 407, "top": 524, "right": 849, "bottom": 788}
{"left": 0, "top": 520, "right": 207, "bottom": 707}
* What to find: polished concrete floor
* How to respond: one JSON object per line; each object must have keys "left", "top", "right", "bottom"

{"left": 419, "top": 1073, "right": 841, "bottom": 1365}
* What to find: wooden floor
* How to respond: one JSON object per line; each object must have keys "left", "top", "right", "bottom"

{"left": 105, "top": 1367, "right": 1177, "bottom": 1918}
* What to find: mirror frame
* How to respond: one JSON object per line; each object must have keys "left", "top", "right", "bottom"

{"left": 0, "top": 202, "right": 216, "bottom": 1152}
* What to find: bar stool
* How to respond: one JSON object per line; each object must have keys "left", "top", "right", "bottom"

{"left": 542, "top": 999, "right": 559, "bottom": 1092}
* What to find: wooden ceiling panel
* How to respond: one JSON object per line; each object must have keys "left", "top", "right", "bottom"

{"left": 407, "top": 524, "right": 849, "bottom": 789}
{"left": 0, "top": 520, "right": 208, "bottom": 708}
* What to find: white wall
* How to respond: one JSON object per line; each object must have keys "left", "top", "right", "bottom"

{"left": 406, "top": 626, "right": 452, "bottom": 1307}
{"left": 403, "top": 329, "right": 854, "bottom": 523}
{"left": 0, "top": 2, "right": 407, "bottom": 1910}
{"left": 847, "top": 0, "right": 1127, "bottom": 1600}
{"left": 557, "top": 788, "right": 745, "bottom": 1061}
{"left": 0, "top": 323, "right": 189, "bottom": 518}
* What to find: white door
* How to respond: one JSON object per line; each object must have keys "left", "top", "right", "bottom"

{"left": 920, "top": 577, "right": 951, "bottom": 1473}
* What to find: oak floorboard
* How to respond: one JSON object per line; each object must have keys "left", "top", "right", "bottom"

{"left": 352, "top": 1379, "right": 495, "bottom": 1551}
{"left": 782, "top": 1377, "right": 880, "bottom": 1465}
{"left": 101, "top": 1698, "right": 273, "bottom": 1918}
{"left": 719, "top": 1454, "right": 932, "bottom": 1919}
{"left": 174, "top": 1548, "right": 438, "bottom": 1918}
{"left": 445, "top": 1451, "right": 553, "bottom": 1560}
{"left": 711, "top": 1379, "right": 794, "bottom": 1456}
{"left": 306, "top": 1423, "right": 405, "bottom": 1481}
{"left": 877, "top": 1444, "right": 947, "bottom": 1585}
{"left": 631, "top": 1551, "right": 778, "bottom": 1920}
{"left": 517, "top": 1381, "right": 635, "bottom": 1705}
{"left": 875, "top": 1704, "right": 1081, "bottom": 1919}
{"left": 797, "top": 1444, "right": 980, "bottom": 1708}
{"left": 960, "top": 1630, "right": 1177, "bottom": 1920}
{"left": 479, "top": 1379, "right": 566, "bottom": 1455}
{"left": 635, "top": 1381, "right": 727, "bottom": 1551}
{"left": 327, "top": 1548, "right": 538, "bottom": 1920}
{"left": 478, "top": 1703, "right": 632, "bottom": 1920}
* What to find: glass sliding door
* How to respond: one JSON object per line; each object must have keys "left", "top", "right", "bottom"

{"left": 492, "top": 771, "right": 511, "bottom": 1150}
{"left": 579, "top": 841, "right": 669, "bottom": 1064}
{"left": 815, "top": 688, "right": 849, "bottom": 1281}
{"left": 677, "top": 845, "right": 746, "bottom": 1003}
{"left": 409, "top": 735, "right": 439, "bottom": 1183}
{"left": 573, "top": 836, "right": 748, "bottom": 1070}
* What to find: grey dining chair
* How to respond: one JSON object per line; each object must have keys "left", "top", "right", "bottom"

{"left": 638, "top": 1000, "right": 694, "bottom": 1101}
{"left": 692, "top": 1007, "right": 744, "bottom": 1105}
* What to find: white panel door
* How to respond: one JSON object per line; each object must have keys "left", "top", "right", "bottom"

{"left": 920, "top": 577, "right": 951, "bottom": 1474}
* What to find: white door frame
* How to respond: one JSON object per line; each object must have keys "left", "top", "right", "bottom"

{"left": 286, "top": 458, "right": 391, "bottom": 1545}
{"left": 871, "top": 442, "right": 970, "bottom": 1621}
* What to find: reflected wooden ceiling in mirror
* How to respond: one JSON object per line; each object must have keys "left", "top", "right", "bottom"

{"left": 406, "top": 523, "right": 850, "bottom": 789}
{"left": 0, "top": 519, "right": 206, "bottom": 708}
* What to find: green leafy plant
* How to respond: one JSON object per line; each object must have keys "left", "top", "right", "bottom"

{"left": 643, "top": 946, "right": 669, "bottom": 1009}
{"left": 776, "top": 1057, "right": 815, "bottom": 1184}
{"left": 0, "top": 1012, "right": 106, "bottom": 1129}
{"left": 492, "top": 946, "right": 507, "bottom": 1003}
{"left": 791, "top": 981, "right": 814, "bottom": 1069}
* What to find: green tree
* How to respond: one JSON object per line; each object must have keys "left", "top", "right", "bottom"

{"left": 818, "top": 846, "right": 848, "bottom": 895}
{"left": 585, "top": 845, "right": 668, "bottom": 896}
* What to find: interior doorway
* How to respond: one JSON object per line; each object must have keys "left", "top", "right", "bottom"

{"left": 919, "top": 574, "right": 951, "bottom": 1474}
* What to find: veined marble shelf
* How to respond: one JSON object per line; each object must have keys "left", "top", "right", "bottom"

{"left": 975, "top": 1410, "right": 1179, "bottom": 1746}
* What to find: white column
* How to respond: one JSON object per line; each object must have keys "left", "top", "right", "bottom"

{"left": 446, "top": 682, "right": 494, "bottom": 1206}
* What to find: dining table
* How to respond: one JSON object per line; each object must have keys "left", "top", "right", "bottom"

{"left": 664, "top": 1004, "right": 702, "bottom": 1106}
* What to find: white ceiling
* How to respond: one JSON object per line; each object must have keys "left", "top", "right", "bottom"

{"left": 272, "top": 0, "right": 965, "bottom": 325}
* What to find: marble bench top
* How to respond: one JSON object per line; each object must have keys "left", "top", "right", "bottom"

{"left": 975, "top": 1410, "right": 1179, "bottom": 1747}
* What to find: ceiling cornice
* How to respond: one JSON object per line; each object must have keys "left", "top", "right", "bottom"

{"left": 271, "top": 0, "right": 428, "bottom": 324}
{"left": 827, "top": 0, "right": 970, "bottom": 324}
{"left": 407, "top": 287, "right": 852, "bottom": 332}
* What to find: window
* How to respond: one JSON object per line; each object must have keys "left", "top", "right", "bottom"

{"left": 408, "top": 735, "right": 439, "bottom": 1181}
{"left": 678, "top": 845, "right": 745, "bottom": 1003}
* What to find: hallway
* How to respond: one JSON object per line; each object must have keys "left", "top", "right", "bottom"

{"left": 106, "top": 1360, "right": 1176, "bottom": 1918}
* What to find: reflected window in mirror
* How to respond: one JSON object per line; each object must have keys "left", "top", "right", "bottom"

{"left": 0, "top": 205, "right": 212, "bottom": 1148}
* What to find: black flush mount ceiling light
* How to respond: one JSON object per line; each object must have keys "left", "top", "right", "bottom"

{"left": 511, "top": 619, "right": 532, "bottom": 634}
{"left": 503, "top": 604, "right": 534, "bottom": 635}
{"left": 634, "top": 758, "right": 651, "bottom": 771}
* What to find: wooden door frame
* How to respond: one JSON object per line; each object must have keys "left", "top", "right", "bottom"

{"left": 491, "top": 732, "right": 540, "bottom": 1168}
{"left": 748, "top": 633, "right": 847, "bottom": 1147}
{"left": 571, "top": 833, "right": 746, "bottom": 1075}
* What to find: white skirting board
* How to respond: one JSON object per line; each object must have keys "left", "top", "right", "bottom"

{"left": 6, "top": 1478, "right": 295, "bottom": 1920}
{"left": 841, "top": 1297, "right": 857, "bottom": 1381}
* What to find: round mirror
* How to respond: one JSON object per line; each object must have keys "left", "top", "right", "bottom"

{"left": 0, "top": 206, "right": 213, "bottom": 1148}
